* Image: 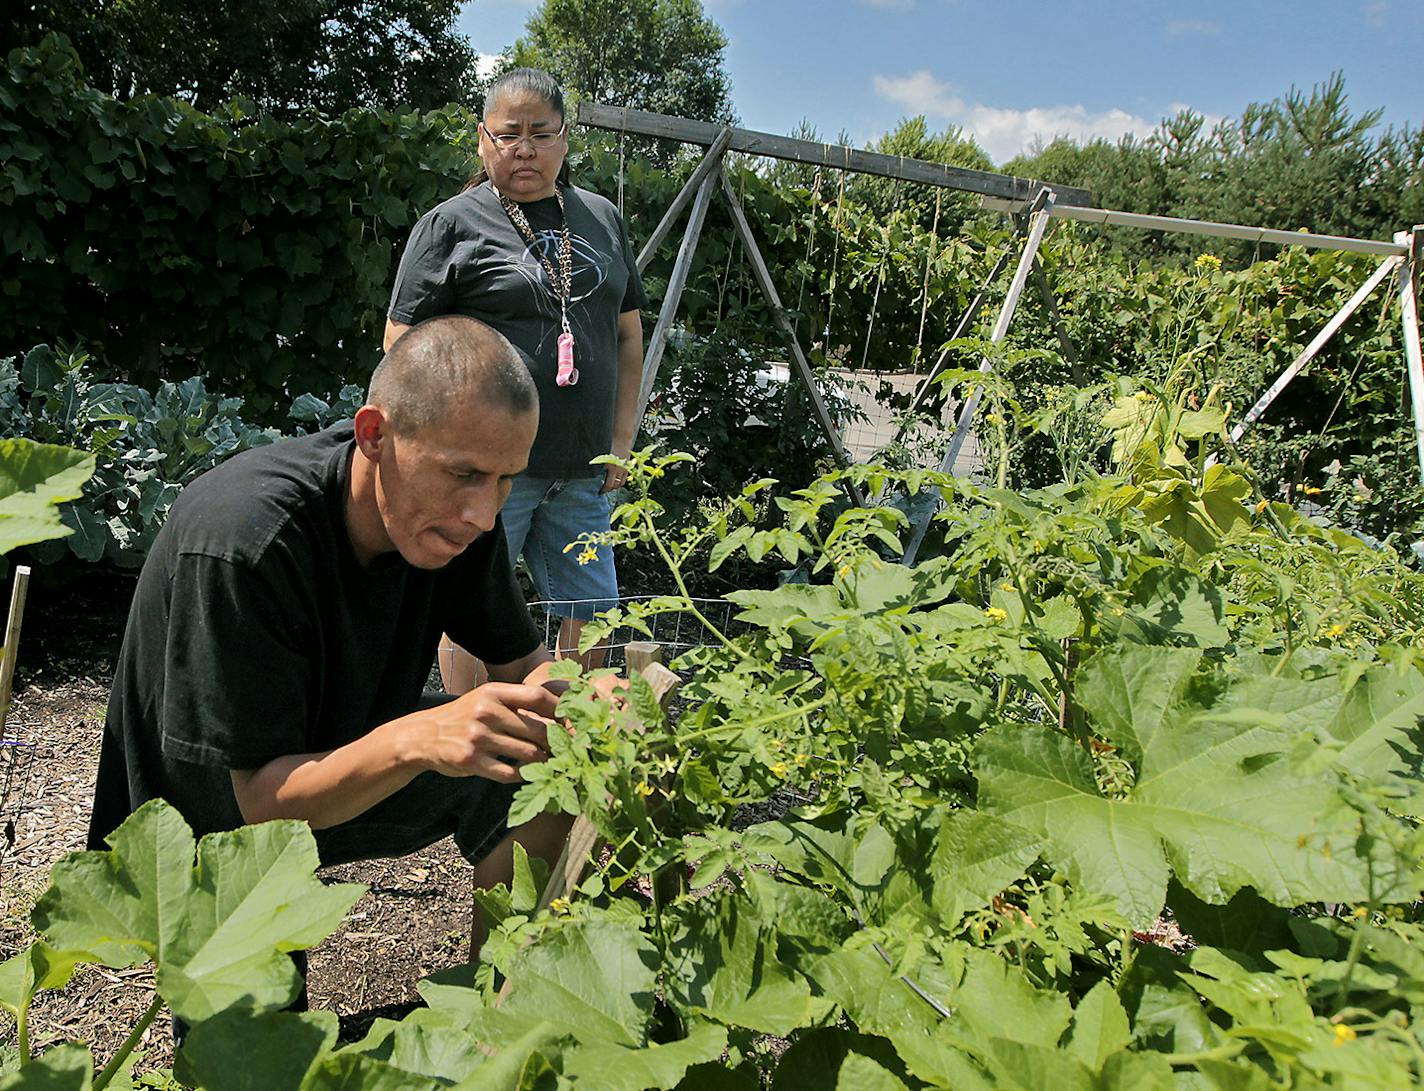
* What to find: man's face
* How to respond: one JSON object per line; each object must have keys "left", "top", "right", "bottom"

{"left": 373, "top": 401, "right": 537, "bottom": 570}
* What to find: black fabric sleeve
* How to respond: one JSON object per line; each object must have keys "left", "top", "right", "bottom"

{"left": 388, "top": 210, "right": 460, "bottom": 324}
{"left": 157, "top": 552, "right": 314, "bottom": 770}
{"left": 442, "top": 523, "right": 542, "bottom": 667}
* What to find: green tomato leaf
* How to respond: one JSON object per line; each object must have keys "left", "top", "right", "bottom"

{"left": 930, "top": 811, "right": 1042, "bottom": 926}
{"left": 1064, "top": 980, "right": 1131, "bottom": 1071}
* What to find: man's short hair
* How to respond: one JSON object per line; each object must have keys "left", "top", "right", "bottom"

{"left": 370, "top": 316, "right": 537, "bottom": 433}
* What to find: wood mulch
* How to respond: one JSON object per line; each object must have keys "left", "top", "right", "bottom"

{"left": 0, "top": 568, "right": 500, "bottom": 1076}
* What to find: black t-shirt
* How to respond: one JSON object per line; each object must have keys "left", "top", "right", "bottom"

{"left": 387, "top": 183, "right": 648, "bottom": 478}
{"left": 87, "top": 424, "right": 541, "bottom": 847}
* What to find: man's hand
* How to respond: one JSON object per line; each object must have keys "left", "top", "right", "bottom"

{"left": 415, "top": 682, "right": 560, "bottom": 782}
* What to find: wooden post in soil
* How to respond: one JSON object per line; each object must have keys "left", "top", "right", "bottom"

{"left": 0, "top": 566, "right": 32, "bottom": 737}
{"left": 492, "top": 643, "right": 682, "bottom": 1007}
{"left": 1398, "top": 228, "right": 1424, "bottom": 487}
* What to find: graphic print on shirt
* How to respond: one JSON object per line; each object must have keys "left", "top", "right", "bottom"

{"left": 505, "top": 229, "right": 612, "bottom": 354}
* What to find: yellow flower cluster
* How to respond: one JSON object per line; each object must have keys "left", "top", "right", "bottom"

{"left": 1194, "top": 253, "right": 1223, "bottom": 272}
{"left": 576, "top": 545, "right": 599, "bottom": 566}
{"left": 983, "top": 606, "right": 1009, "bottom": 622}
{"left": 769, "top": 761, "right": 788, "bottom": 778}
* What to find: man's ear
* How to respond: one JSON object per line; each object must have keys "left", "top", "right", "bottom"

{"left": 353, "top": 405, "right": 389, "bottom": 459}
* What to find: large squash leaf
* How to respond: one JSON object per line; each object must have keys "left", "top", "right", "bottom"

{"left": 976, "top": 647, "right": 1418, "bottom": 926}
{"left": 32, "top": 800, "right": 363, "bottom": 1023}
{"left": 0, "top": 437, "right": 93, "bottom": 556}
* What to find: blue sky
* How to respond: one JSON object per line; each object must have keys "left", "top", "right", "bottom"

{"left": 458, "top": 1, "right": 1423, "bottom": 165}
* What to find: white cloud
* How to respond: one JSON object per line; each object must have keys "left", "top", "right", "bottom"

{"left": 1166, "top": 18, "right": 1221, "bottom": 36}
{"left": 872, "top": 70, "right": 1158, "bottom": 162}
{"left": 1363, "top": 2, "right": 1388, "bottom": 27}
{"left": 475, "top": 52, "right": 504, "bottom": 80}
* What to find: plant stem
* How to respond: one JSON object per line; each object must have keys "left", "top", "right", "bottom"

{"left": 642, "top": 509, "right": 751, "bottom": 664}
{"left": 1333, "top": 907, "right": 1372, "bottom": 1015}
{"left": 17, "top": 1002, "right": 29, "bottom": 1062}
{"left": 1160, "top": 1041, "right": 1245, "bottom": 1065}
{"left": 93, "top": 995, "right": 163, "bottom": 1091}
{"left": 657, "top": 697, "right": 829, "bottom": 751}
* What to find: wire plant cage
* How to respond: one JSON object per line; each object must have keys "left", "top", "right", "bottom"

{"left": 528, "top": 594, "right": 750, "bottom": 667}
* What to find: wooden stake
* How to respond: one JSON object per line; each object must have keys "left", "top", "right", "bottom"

{"left": 636, "top": 166, "right": 722, "bottom": 421}
{"left": 902, "top": 193, "right": 1056, "bottom": 564}
{"left": 1399, "top": 228, "right": 1424, "bottom": 486}
{"left": 635, "top": 126, "right": 734, "bottom": 274}
{"left": 1227, "top": 254, "right": 1402, "bottom": 446}
{"left": 0, "top": 566, "right": 31, "bottom": 737}
{"left": 716, "top": 166, "right": 867, "bottom": 507}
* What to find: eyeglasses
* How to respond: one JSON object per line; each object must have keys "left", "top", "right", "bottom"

{"left": 480, "top": 123, "right": 568, "bottom": 150}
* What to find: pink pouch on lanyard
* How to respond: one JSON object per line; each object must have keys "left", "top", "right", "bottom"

{"left": 556, "top": 331, "right": 579, "bottom": 387}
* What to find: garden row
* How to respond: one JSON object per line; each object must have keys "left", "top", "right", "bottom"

{"left": 3, "top": 377, "right": 1423, "bottom": 1087}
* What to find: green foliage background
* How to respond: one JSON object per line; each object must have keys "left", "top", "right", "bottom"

{"left": 2, "top": 35, "right": 1422, "bottom": 544}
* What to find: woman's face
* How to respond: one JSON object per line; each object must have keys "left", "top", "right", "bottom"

{"left": 478, "top": 88, "right": 567, "bottom": 202}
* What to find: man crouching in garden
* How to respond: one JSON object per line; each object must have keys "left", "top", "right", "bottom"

{"left": 87, "top": 315, "right": 571, "bottom": 961}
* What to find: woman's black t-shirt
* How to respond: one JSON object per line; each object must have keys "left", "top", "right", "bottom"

{"left": 388, "top": 183, "right": 648, "bottom": 479}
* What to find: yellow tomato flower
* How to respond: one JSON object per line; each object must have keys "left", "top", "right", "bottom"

{"left": 1325, "top": 623, "right": 1346, "bottom": 638}
{"left": 577, "top": 545, "right": 599, "bottom": 566}
{"left": 635, "top": 781, "right": 655, "bottom": 798}
{"left": 983, "top": 606, "right": 1009, "bottom": 622}
{"left": 1255, "top": 499, "right": 1270, "bottom": 514}
{"left": 1333, "top": 1023, "right": 1357, "bottom": 1045}
{"left": 770, "top": 761, "right": 788, "bottom": 778}
{"left": 549, "top": 897, "right": 571, "bottom": 914}
{"left": 1194, "top": 253, "right": 1222, "bottom": 272}
{"left": 793, "top": 753, "right": 808, "bottom": 768}
{"left": 1303, "top": 486, "right": 1323, "bottom": 497}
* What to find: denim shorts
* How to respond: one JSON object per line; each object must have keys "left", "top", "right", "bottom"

{"left": 501, "top": 474, "right": 618, "bottom": 621}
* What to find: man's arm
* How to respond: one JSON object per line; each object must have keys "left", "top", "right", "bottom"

{"left": 230, "top": 677, "right": 558, "bottom": 829}
{"left": 603, "top": 309, "right": 644, "bottom": 494}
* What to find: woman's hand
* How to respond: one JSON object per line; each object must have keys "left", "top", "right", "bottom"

{"left": 600, "top": 462, "right": 629, "bottom": 494}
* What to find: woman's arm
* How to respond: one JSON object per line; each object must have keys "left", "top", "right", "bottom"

{"left": 384, "top": 318, "right": 412, "bottom": 353}
{"left": 604, "top": 309, "right": 645, "bottom": 493}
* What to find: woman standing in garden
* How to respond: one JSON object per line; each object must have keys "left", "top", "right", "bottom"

{"left": 385, "top": 68, "right": 647, "bottom": 690}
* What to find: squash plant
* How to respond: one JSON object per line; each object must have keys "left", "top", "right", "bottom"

{"left": 4, "top": 395, "right": 1423, "bottom": 1087}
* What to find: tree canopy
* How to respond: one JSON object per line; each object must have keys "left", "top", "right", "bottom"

{"left": 1, "top": 0, "right": 480, "bottom": 116}
{"left": 509, "top": 0, "right": 735, "bottom": 124}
